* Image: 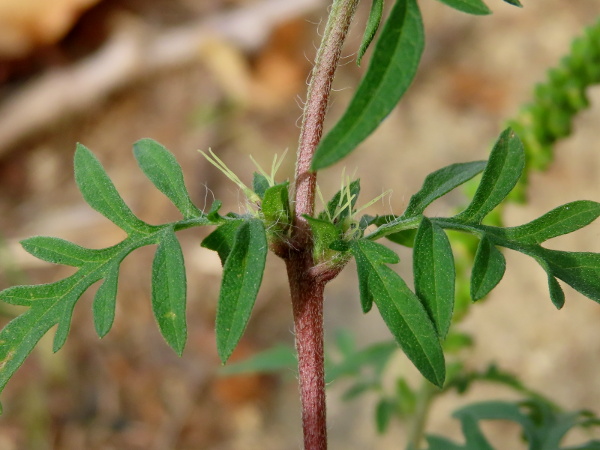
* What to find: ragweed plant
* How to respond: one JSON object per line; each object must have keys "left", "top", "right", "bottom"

{"left": 1, "top": 1, "right": 600, "bottom": 449}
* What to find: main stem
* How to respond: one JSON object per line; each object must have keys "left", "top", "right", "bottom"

{"left": 287, "top": 1, "right": 358, "bottom": 449}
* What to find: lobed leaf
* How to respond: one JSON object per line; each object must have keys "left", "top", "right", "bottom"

{"left": 75, "top": 144, "right": 152, "bottom": 234}
{"left": 413, "top": 217, "right": 455, "bottom": 339}
{"left": 434, "top": 216, "right": 600, "bottom": 307}
{"left": 435, "top": 0, "right": 491, "bottom": 15}
{"left": 454, "top": 128, "right": 525, "bottom": 224}
{"left": 0, "top": 143, "right": 213, "bottom": 406}
{"left": 0, "top": 273, "right": 100, "bottom": 396}
{"left": 470, "top": 236, "right": 506, "bottom": 301}
{"left": 357, "top": 0, "right": 385, "bottom": 66}
{"left": 312, "top": 0, "right": 424, "bottom": 170}
{"left": 151, "top": 230, "right": 187, "bottom": 356}
{"left": 403, "top": 161, "right": 487, "bottom": 218}
{"left": 133, "top": 139, "right": 203, "bottom": 220}
{"left": 216, "top": 219, "right": 267, "bottom": 363}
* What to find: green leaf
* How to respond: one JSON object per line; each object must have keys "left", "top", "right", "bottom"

{"left": 395, "top": 378, "right": 417, "bottom": 416}
{"left": 335, "top": 328, "right": 356, "bottom": 358}
{"left": 534, "top": 248, "right": 600, "bottom": 302}
{"left": 0, "top": 146, "right": 213, "bottom": 404}
{"left": 500, "top": 201, "right": 600, "bottom": 245}
{"left": 151, "top": 230, "right": 187, "bottom": 356}
{"left": 326, "top": 340, "right": 397, "bottom": 382}
{"left": 471, "top": 235, "right": 506, "bottom": 300}
{"left": 547, "top": 275, "right": 565, "bottom": 309}
{"left": 425, "top": 435, "right": 464, "bottom": 450}
{"left": 312, "top": 0, "right": 424, "bottom": 170}
{"left": 350, "top": 239, "right": 399, "bottom": 313}
{"left": 386, "top": 228, "right": 417, "bottom": 247}
{"left": 350, "top": 241, "right": 445, "bottom": 386}
{"left": 252, "top": 172, "right": 270, "bottom": 199}
{"left": 0, "top": 274, "right": 101, "bottom": 397}
{"left": 93, "top": 266, "right": 119, "bottom": 337}
{"left": 207, "top": 199, "right": 224, "bottom": 222}
{"left": 433, "top": 216, "right": 600, "bottom": 307}
{"left": 413, "top": 218, "right": 455, "bottom": 339}
{"left": 403, "top": 161, "right": 487, "bottom": 218}
{"left": 342, "top": 381, "right": 377, "bottom": 400}
{"left": 502, "top": 0, "right": 522, "bottom": 6}
{"left": 219, "top": 344, "right": 297, "bottom": 376}
{"left": 454, "top": 401, "right": 537, "bottom": 445}
{"left": 20, "top": 236, "right": 101, "bottom": 267}
{"left": 216, "top": 219, "right": 267, "bottom": 363}
{"left": 306, "top": 216, "right": 340, "bottom": 261}
{"left": 427, "top": 399, "right": 600, "bottom": 449}
{"left": 457, "top": 414, "right": 495, "bottom": 450}
{"left": 0, "top": 227, "right": 181, "bottom": 399}
{"left": 443, "top": 331, "right": 474, "bottom": 353}
{"left": 366, "top": 215, "right": 422, "bottom": 242}
{"left": 454, "top": 128, "right": 525, "bottom": 224}
{"left": 133, "top": 139, "right": 203, "bottom": 220}
{"left": 367, "top": 265, "right": 446, "bottom": 387}
{"left": 357, "top": 0, "right": 385, "bottom": 66}
{"left": 201, "top": 219, "right": 245, "bottom": 265}
{"left": 375, "top": 397, "right": 395, "bottom": 434}
{"left": 261, "top": 182, "right": 291, "bottom": 230}
{"left": 74, "top": 144, "right": 152, "bottom": 234}
{"left": 435, "top": 0, "right": 491, "bottom": 15}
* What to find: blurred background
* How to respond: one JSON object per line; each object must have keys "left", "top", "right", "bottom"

{"left": 0, "top": 0, "right": 599, "bottom": 448}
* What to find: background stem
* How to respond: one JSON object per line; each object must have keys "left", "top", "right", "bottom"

{"left": 409, "top": 381, "right": 437, "bottom": 449}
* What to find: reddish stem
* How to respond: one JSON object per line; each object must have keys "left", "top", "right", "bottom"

{"left": 286, "top": 1, "right": 359, "bottom": 449}
{"left": 286, "top": 255, "right": 327, "bottom": 450}
{"left": 293, "top": 0, "right": 359, "bottom": 245}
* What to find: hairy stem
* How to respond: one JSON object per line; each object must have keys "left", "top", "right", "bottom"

{"left": 287, "top": 1, "right": 358, "bottom": 448}
{"left": 287, "top": 257, "right": 327, "bottom": 450}
{"left": 293, "top": 0, "right": 359, "bottom": 244}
